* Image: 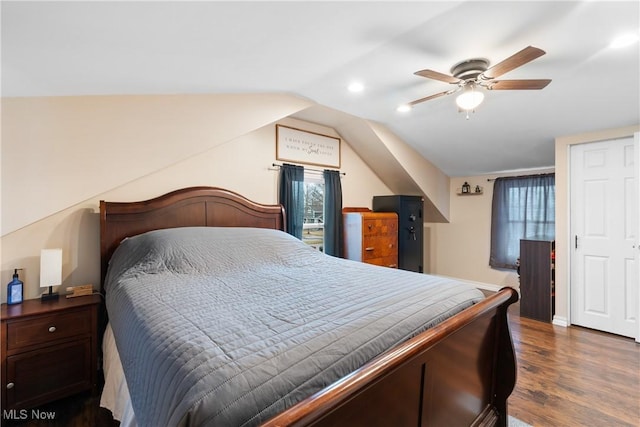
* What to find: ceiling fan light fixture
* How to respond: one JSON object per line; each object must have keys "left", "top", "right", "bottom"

{"left": 409, "top": 46, "right": 550, "bottom": 114}
{"left": 455, "top": 85, "right": 484, "bottom": 111}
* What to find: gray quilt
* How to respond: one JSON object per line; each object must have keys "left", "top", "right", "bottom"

{"left": 105, "top": 227, "right": 484, "bottom": 427}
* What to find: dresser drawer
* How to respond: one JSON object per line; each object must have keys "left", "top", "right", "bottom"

{"left": 362, "top": 236, "right": 398, "bottom": 260}
{"left": 365, "top": 256, "right": 398, "bottom": 268}
{"left": 6, "top": 308, "right": 92, "bottom": 351}
{"left": 363, "top": 218, "right": 397, "bottom": 237}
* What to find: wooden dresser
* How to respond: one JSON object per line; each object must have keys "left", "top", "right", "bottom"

{"left": 343, "top": 209, "right": 398, "bottom": 268}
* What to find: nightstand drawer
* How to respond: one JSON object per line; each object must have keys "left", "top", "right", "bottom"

{"left": 5, "top": 339, "right": 91, "bottom": 410}
{"left": 7, "top": 308, "right": 92, "bottom": 351}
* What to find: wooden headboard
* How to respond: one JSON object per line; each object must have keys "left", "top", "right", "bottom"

{"left": 99, "top": 187, "right": 285, "bottom": 289}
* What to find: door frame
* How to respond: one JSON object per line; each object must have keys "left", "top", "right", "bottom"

{"left": 553, "top": 124, "right": 640, "bottom": 342}
{"left": 556, "top": 126, "right": 640, "bottom": 343}
{"left": 636, "top": 132, "right": 640, "bottom": 342}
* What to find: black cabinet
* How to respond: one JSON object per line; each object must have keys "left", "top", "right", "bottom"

{"left": 519, "top": 239, "right": 555, "bottom": 322}
{"left": 372, "top": 195, "right": 424, "bottom": 273}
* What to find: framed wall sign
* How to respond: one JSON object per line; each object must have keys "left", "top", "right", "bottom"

{"left": 276, "top": 124, "right": 341, "bottom": 168}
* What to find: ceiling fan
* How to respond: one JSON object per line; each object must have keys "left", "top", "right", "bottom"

{"left": 408, "top": 46, "right": 551, "bottom": 114}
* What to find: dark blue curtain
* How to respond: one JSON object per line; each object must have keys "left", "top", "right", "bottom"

{"left": 490, "top": 173, "right": 555, "bottom": 269}
{"left": 278, "top": 163, "right": 304, "bottom": 239}
{"left": 323, "top": 169, "right": 343, "bottom": 257}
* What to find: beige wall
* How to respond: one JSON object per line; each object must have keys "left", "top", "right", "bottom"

{"left": 0, "top": 98, "right": 391, "bottom": 302}
{"left": 427, "top": 169, "right": 553, "bottom": 289}
{"left": 1, "top": 94, "right": 314, "bottom": 235}
{"left": 368, "top": 121, "right": 449, "bottom": 222}
{"left": 554, "top": 125, "right": 639, "bottom": 325}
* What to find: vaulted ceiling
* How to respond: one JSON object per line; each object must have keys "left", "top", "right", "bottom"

{"left": 2, "top": 1, "right": 639, "bottom": 176}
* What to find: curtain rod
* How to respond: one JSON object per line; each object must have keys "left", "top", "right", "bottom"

{"left": 486, "top": 172, "right": 554, "bottom": 182}
{"left": 271, "top": 163, "right": 346, "bottom": 176}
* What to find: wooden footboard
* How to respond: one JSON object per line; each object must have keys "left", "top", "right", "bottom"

{"left": 262, "top": 287, "right": 518, "bottom": 427}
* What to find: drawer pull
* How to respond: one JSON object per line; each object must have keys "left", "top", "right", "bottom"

{"left": 365, "top": 247, "right": 375, "bottom": 251}
{"left": 48, "top": 326, "right": 57, "bottom": 333}
{"left": 6, "top": 382, "right": 14, "bottom": 389}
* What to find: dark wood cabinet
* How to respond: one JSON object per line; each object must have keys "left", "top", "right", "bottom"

{"left": 1, "top": 295, "right": 101, "bottom": 410}
{"left": 343, "top": 210, "right": 398, "bottom": 268}
{"left": 519, "top": 239, "right": 555, "bottom": 322}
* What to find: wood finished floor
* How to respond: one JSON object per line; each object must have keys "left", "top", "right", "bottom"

{"left": 507, "top": 305, "right": 640, "bottom": 426}
{"left": 4, "top": 299, "right": 639, "bottom": 427}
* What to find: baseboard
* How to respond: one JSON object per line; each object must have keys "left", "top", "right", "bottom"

{"left": 552, "top": 316, "right": 568, "bottom": 327}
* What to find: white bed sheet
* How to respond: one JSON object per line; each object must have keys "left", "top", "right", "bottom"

{"left": 100, "top": 323, "right": 137, "bottom": 427}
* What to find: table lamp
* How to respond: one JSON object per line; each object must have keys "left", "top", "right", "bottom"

{"left": 40, "top": 249, "right": 62, "bottom": 301}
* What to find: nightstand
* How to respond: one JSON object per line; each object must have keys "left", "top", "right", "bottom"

{"left": 1, "top": 294, "right": 101, "bottom": 410}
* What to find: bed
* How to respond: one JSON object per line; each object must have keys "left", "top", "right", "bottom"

{"left": 99, "top": 186, "right": 518, "bottom": 427}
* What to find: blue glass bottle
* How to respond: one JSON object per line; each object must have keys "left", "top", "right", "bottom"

{"left": 7, "top": 269, "right": 24, "bottom": 305}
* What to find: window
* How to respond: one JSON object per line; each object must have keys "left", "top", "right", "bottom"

{"left": 278, "top": 163, "right": 342, "bottom": 257}
{"left": 302, "top": 175, "right": 324, "bottom": 251}
{"left": 490, "top": 174, "right": 555, "bottom": 269}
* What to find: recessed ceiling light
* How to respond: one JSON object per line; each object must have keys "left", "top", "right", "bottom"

{"left": 396, "top": 104, "right": 411, "bottom": 113}
{"left": 610, "top": 33, "right": 639, "bottom": 49}
{"left": 347, "top": 82, "right": 364, "bottom": 93}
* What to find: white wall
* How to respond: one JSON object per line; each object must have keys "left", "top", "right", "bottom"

{"left": 428, "top": 169, "right": 553, "bottom": 289}
{"left": 0, "top": 98, "right": 390, "bottom": 302}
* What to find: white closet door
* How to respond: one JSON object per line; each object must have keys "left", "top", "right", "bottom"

{"left": 570, "top": 137, "right": 638, "bottom": 338}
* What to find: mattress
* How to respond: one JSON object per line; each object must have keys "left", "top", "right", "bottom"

{"left": 103, "top": 227, "right": 484, "bottom": 427}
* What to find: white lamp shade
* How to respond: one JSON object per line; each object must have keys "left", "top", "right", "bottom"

{"left": 40, "top": 249, "right": 63, "bottom": 288}
{"left": 456, "top": 86, "right": 485, "bottom": 110}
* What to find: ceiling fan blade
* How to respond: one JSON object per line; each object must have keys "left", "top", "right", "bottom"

{"left": 488, "top": 79, "right": 552, "bottom": 90}
{"left": 414, "top": 69, "right": 461, "bottom": 84}
{"left": 482, "top": 46, "right": 546, "bottom": 79}
{"left": 408, "top": 90, "right": 454, "bottom": 106}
